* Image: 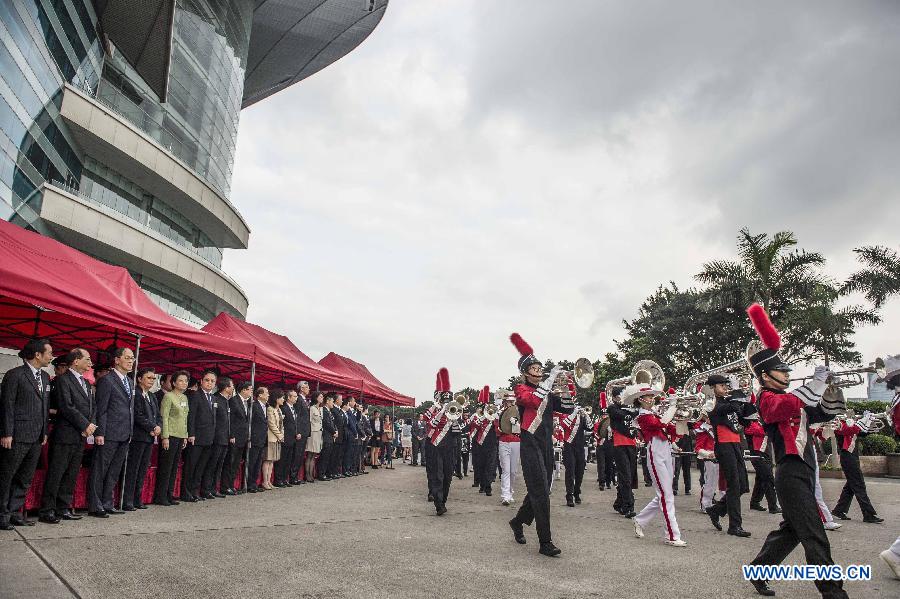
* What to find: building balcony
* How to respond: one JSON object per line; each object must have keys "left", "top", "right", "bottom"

{"left": 38, "top": 182, "right": 248, "bottom": 319}
{"left": 57, "top": 83, "right": 250, "bottom": 250}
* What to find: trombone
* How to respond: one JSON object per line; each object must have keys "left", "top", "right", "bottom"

{"left": 789, "top": 358, "right": 886, "bottom": 389}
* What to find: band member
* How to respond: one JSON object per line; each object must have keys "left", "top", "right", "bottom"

{"left": 425, "top": 368, "right": 455, "bottom": 515}
{"left": 630, "top": 386, "right": 686, "bottom": 547}
{"left": 496, "top": 391, "right": 521, "bottom": 506}
{"left": 608, "top": 387, "right": 639, "bottom": 518}
{"left": 745, "top": 304, "right": 848, "bottom": 599}
{"left": 672, "top": 424, "right": 692, "bottom": 496}
{"left": 831, "top": 412, "right": 883, "bottom": 523}
{"left": 705, "top": 374, "right": 751, "bottom": 537}
{"left": 693, "top": 410, "right": 719, "bottom": 513}
{"left": 558, "top": 379, "right": 589, "bottom": 507}
{"left": 507, "top": 334, "right": 565, "bottom": 557}
{"left": 594, "top": 392, "right": 614, "bottom": 490}
{"left": 745, "top": 417, "right": 779, "bottom": 514}
{"left": 470, "top": 404, "right": 485, "bottom": 488}
{"left": 475, "top": 388, "right": 498, "bottom": 496}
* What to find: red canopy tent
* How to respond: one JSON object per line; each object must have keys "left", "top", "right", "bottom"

{"left": 318, "top": 352, "right": 414, "bottom": 406}
{"left": 201, "top": 313, "right": 362, "bottom": 391}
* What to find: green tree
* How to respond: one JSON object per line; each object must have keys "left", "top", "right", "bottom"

{"left": 843, "top": 245, "right": 900, "bottom": 309}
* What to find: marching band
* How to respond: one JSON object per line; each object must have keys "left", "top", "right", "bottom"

{"left": 419, "top": 307, "right": 899, "bottom": 595}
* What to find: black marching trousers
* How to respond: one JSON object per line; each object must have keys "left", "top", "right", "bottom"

{"left": 562, "top": 441, "right": 585, "bottom": 497}
{"left": 471, "top": 442, "right": 482, "bottom": 486}
{"left": 750, "top": 458, "right": 848, "bottom": 599}
{"left": 423, "top": 439, "right": 434, "bottom": 494}
{"left": 710, "top": 441, "right": 746, "bottom": 529}
{"left": 426, "top": 437, "right": 454, "bottom": 504}
{"left": 513, "top": 431, "right": 554, "bottom": 544}
{"left": 750, "top": 450, "right": 778, "bottom": 510}
{"left": 672, "top": 454, "right": 692, "bottom": 492}
{"left": 833, "top": 450, "right": 876, "bottom": 518}
{"left": 613, "top": 445, "right": 636, "bottom": 512}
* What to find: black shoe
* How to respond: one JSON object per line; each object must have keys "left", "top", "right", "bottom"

{"left": 478, "top": 488, "right": 485, "bottom": 494}
{"left": 574, "top": 494, "right": 581, "bottom": 505}
{"left": 184, "top": 496, "right": 200, "bottom": 503}
{"left": 684, "top": 490, "right": 691, "bottom": 495}
{"left": 472, "top": 482, "right": 479, "bottom": 488}
{"left": 106, "top": 508, "right": 125, "bottom": 515}
{"left": 749, "top": 579, "right": 775, "bottom": 596}
{"left": 435, "top": 502, "right": 447, "bottom": 516}
{"left": 706, "top": 507, "right": 722, "bottom": 531}
{"left": 750, "top": 503, "right": 767, "bottom": 512}
{"left": 0, "top": 521, "right": 13, "bottom": 530}
{"left": 169, "top": 499, "right": 180, "bottom": 505}
{"left": 154, "top": 500, "right": 172, "bottom": 507}
{"left": 39, "top": 513, "right": 61, "bottom": 524}
{"left": 566, "top": 495, "right": 575, "bottom": 507}
{"left": 539, "top": 542, "right": 561, "bottom": 557}
{"left": 427, "top": 494, "right": 434, "bottom": 502}
{"left": 485, "top": 490, "right": 492, "bottom": 497}
{"left": 224, "top": 488, "right": 237, "bottom": 496}
{"left": 135, "top": 504, "right": 148, "bottom": 510}
{"left": 863, "top": 515, "right": 884, "bottom": 523}
{"left": 88, "top": 511, "right": 109, "bottom": 519}
{"left": 623, "top": 510, "right": 636, "bottom": 518}
{"left": 509, "top": 519, "right": 526, "bottom": 544}
{"left": 60, "top": 510, "right": 82, "bottom": 520}
{"left": 728, "top": 527, "right": 751, "bottom": 538}
{"left": 644, "top": 481, "right": 652, "bottom": 487}
{"left": 213, "top": 492, "right": 226, "bottom": 498}
{"left": 673, "top": 489, "right": 678, "bottom": 496}
{"left": 455, "top": 473, "right": 462, "bottom": 479}
{"left": 248, "top": 488, "right": 259, "bottom": 493}
{"left": 832, "top": 511, "right": 850, "bottom": 521}
{"left": 768, "top": 506, "right": 781, "bottom": 514}
{"left": 122, "top": 505, "right": 136, "bottom": 512}
{"left": 10, "top": 514, "right": 35, "bottom": 526}
{"left": 606, "top": 484, "right": 611, "bottom": 489}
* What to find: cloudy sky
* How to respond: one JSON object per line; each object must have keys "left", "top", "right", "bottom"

{"left": 225, "top": 1, "right": 900, "bottom": 403}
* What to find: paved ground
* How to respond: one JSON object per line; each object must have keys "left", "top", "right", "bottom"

{"left": 1, "top": 463, "right": 898, "bottom": 599}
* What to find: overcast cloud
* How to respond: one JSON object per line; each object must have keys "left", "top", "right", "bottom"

{"left": 225, "top": 1, "right": 900, "bottom": 403}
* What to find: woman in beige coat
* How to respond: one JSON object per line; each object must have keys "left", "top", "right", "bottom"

{"left": 262, "top": 389, "right": 286, "bottom": 490}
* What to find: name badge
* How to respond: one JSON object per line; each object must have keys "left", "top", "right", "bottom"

{"left": 213, "top": 402, "right": 218, "bottom": 408}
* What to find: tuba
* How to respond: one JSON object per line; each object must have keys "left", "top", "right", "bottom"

{"left": 444, "top": 393, "right": 467, "bottom": 421}
{"left": 607, "top": 360, "right": 666, "bottom": 406}
{"left": 548, "top": 357, "right": 595, "bottom": 395}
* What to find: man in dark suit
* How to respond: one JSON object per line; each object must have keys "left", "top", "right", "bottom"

{"left": 343, "top": 399, "right": 359, "bottom": 475}
{"left": 122, "top": 367, "right": 161, "bottom": 511}
{"left": 319, "top": 395, "right": 336, "bottom": 481}
{"left": 330, "top": 395, "right": 346, "bottom": 478}
{"left": 40, "top": 348, "right": 95, "bottom": 523}
{"left": 204, "top": 376, "right": 233, "bottom": 498}
{"left": 223, "top": 382, "right": 252, "bottom": 494}
{"left": 182, "top": 369, "right": 217, "bottom": 501}
{"left": 411, "top": 414, "right": 425, "bottom": 466}
{"left": 0, "top": 339, "right": 52, "bottom": 529}
{"left": 276, "top": 390, "right": 300, "bottom": 486}
{"left": 246, "top": 387, "right": 268, "bottom": 492}
{"left": 295, "top": 382, "right": 311, "bottom": 481}
{"left": 88, "top": 346, "right": 135, "bottom": 517}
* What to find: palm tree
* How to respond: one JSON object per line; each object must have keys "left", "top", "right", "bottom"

{"left": 695, "top": 228, "right": 826, "bottom": 313}
{"left": 843, "top": 245, "right": 900, "bottom": 309}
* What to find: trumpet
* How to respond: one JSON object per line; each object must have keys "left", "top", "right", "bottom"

{"left": 790, "top": 359, "right": 886, "bottom": 389}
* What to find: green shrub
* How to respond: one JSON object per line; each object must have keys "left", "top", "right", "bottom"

{"left": 858, "top": 434, "right": 897, "bottom": 456}
{"left": 847, "top": 400, "right": 889, "bottom": 415}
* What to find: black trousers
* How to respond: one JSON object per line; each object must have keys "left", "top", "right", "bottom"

{"left": 122, "top": 441, "right": 153, "bottom": 508}
{"left": 750, "top": 458, "right": 848, "bottom": 599}
{"left": 750, "top": 450, "right": 778, "bottom": 510}
{"left": 641, "top": 449, "right": 652, "bottom": 484}
{"left": 289, "top": 443, "right": 304, "bottom": 481}
{"left": 596, "top": 444, "right": 607, "bottom": 483}
{"left": 342, "top": 440, "right": 356, "bottom": 473}
{"left": 0, "top": 441, "right": 42, "bottom": 521}
{"left": 673, "top": 454, "right": 692, "bottom": 492}
{"left": 329, "top": 442, "right": 344, "bottom": 475}
{"left": 426, "top": 437, "right": 454, "bottom": 505}
{"left": 562, "top": 441, "right": 585, "bottom": 497}
{"left": 460, "top": 451, "right": 469, "bottom": 475}
{"left": 411, "top": 437, "right": 421, "bottom": 465}
{"left": 833, "top": 450, "right": 876, "bottom": 518}
{"left": 512, "top": 431, "right": 554, "bottom": 544}
{"left": 480, "top": 442, "right": 498, "bottom": 493}
{"left": 203, "top": 444, "right": 229, "bottom": 493}
{"left": 275, "top": 442, "right": 296, "bottom": 483}
{"left": 154, "top": 438, "right": 183, "bottom": 502}
{"left": 319, "top": 438, "right": 334, "bottom": 479}
{"left": 452, "top": 433, "right": 462, "bottom": 477}
{"left": 221, "top": 443, "right": 246, "bottom": 490}
{"left": 710, "top": 442, "right": 747, "bottom": 529}
{"left": 613, "top": 445, "right": 637, "bottom": 513}
{"left": 471, "top": 442, "right": 482, "bottom": 486}
{"left": 89, "top": 440, "right": 128, "bottom": 512}
{"left": 181, "top": 443, "right": 213, "bottom": 498}
{"left": 41, "top": 442, "right": 84, "bottom": 515}
{"left": 246, "top": 445, "right": 265, "bottom": 490}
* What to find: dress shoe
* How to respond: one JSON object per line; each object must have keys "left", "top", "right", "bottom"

{"left": 749, "top": 579, "right": 775, "bottom": 596}
{"left": 183, "top": 496, "right": 199, "bottom": 503}
{"left": 106, "top": 508, "right": 125, "bottom": 515}
{"left": 832, "top": 511, "right": 850, "bottom": 520}
{"left": 39, "top": 514, "right": 61, "bottom": 524}
{"left": 88, "top": 511, "right": 109, "bottom": 518}
{"left": 213, "top": 492, "right": 226, "bottom": 498}
{"left": 169, "top": 499, "right": 180, "bottom": 505}
{"left": 509, "top": 519, "right": 526, "bottom": 544}
{"left": 863, "top": 515, "right": 884, "bottom": 523}
{"left": 566, "top": 495, "right": 575, "bottom": 507}
{"left": 728, "top": 527, "right": 751, "bottom": 538}
{"left": 154, "top": 500, "right": 172, "bottom": 507}
{"left": 750, "top": 503, "right": 767, "bottom": 512}
{"left": 705, "top": 507, "right": 722, "bottom": 531}
{"left": 435, "top": 502, "right": 447, "bottom": 516}
{"left": 196, "top": 495, "right": 206, "bottom": 501}
{"left": 539, "top": 542, "right": 561, "bottom": 557}
{"left": 60, "top": 510, "right": 82, "bottom": 520}
{"left": 574, "top": 494, "right": 581, "bottom": 505}
{"left": 0, "top": 521, "right": 13, "bottom": 531}
{"left": 122, "top": 505, "right": 136, "bottom": 512}
{"left": 202, "top": 492, "right": 216, "bottom": 499}
{"left": 485, "top": 490, "right": 492, "bottom": 497}
{"left": 224, "top": 488, "right": 237, "bottom": 496}
{"left": 768, "top": 507, "right": 781, "bottom": 514}
{"left": 247, "top": 488, "right": 259, "bottom": 493}
{"left": 673, "top": 489, "right": 678, "bottom": 496}
{"left": 10, "top": 514, "right": 35, "bottom": 526}
{"left": 684, "top": 490, "right": 691, "bottom": 495}
{"left": 135, "top": 504, "right": 148, "bottom": 510}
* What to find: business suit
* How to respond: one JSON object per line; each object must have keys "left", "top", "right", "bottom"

{"left": 343, "top": 409, "right": 359, "bottom": 474}
{"left": 330, "top": 406, "right": 346, "bottom": 476}
{"left": 41, "top": 370, "right": 93, "bottom": 517}
{"left": 182, "top": 389, "right": 216, "bottom": 499}
{"left": 246, "top": 400, "right": 267, "bottom": 491}
{"left": 0, "top": 364, "right": 49, "bottom": 525}
{"left": 203, "top": 392, "right": 231, "bottom": 495}
{"left": 89, "top": 371, "right": 133, "bottom": 513}
{"left": 276, "top": 403, "right": 299, "bottom": 484}
{"left": 223, "top": 395, "right": 249, "bottom": 491}
{"left": 319, "top": 406, "right": 336, "bottom": 480}
{"left": 295, "top": 397, "right": 310, "bottom": 480}
{"left": 122, "top": 388, "right": 161, "bottom": 509}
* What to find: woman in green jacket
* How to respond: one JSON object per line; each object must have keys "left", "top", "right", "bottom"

{"left": 154, "top": 370, "right": 190, "bottom": 506}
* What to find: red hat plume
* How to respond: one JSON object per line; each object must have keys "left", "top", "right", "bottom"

{"left": 599, "top": 391, "right": 607, "bottom": 409}
{"left": 509, "top": 333, "right": 533, "bottom": 357}
{"left": 438, "top": 367, "right": 450, "bottom": 393}
{"left": 434, "top": 372, "right": 441, "bottom": 392}
{"left": 747, "top": 303, "right": 781, "bottom": 350}
{"left": 667, "top": 387, "right": 675, "bottom": 396}
{"left": 478, "top": 385, "right": 490, "bottom": 404}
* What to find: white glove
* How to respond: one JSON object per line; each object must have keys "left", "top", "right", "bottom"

{"left": 812, "top": 365, "right": 830, "bottom": 382}
{"left": 536, "top": 365, "right": 563, "bottom": 397}
{"left": 660, "top": 400, "right": 678, "bottom": 425}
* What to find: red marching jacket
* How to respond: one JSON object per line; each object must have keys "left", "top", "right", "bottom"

{"left": 692, "top": 421, "right": 715, "bottom": 453}
{"left": 636, "top": 410, "right": 677, "bottom": 443}
{"left": 834, "top": 421, "right": 863, "bottom": 453}
{"left": 514, "top": 382, "right": 553, "bottom": 436}
{"left": 744, "top": 421, "right": 768, "bottom": 452}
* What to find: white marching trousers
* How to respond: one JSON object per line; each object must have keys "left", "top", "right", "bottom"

{"left": 498, "top": 441, "right": 520, "bottom": 502}
{"left": 812, "top": 446, "right": 834, "bottom": 523}
{"left": 700, "top": 460, "right": 719, "bottom": 510}
{"left": 635, "top": 438, "right": 681, "bottom": 542}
